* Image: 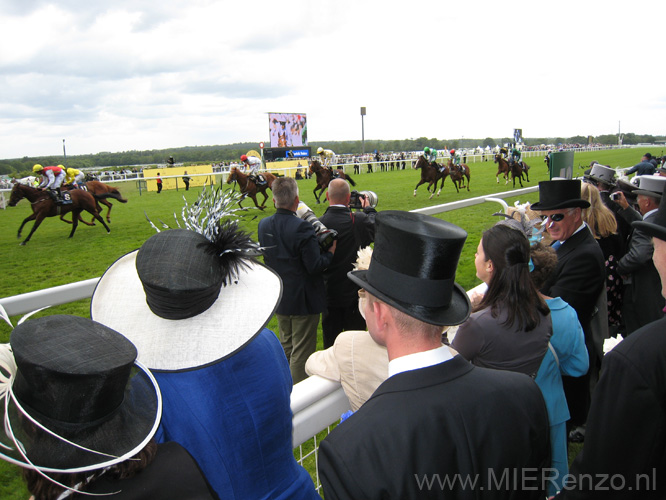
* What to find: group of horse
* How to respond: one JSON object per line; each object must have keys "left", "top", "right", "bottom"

{"left": 7, "top": 180, "right": 127, "bottom": 245}
{"left": 6, "top": 155, "right": 530, "bottom": 245}
{"left": 225, "top": 160, "right": 355, "bottom": 208}
{"left": 413, "top": 154, "right": 530, "bottom": 199}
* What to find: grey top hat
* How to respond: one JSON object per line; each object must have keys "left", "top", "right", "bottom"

{"left": 348, "top": 211, "right": 471, "bottom": 326}
{"left": 634, "top": 176, "right": 666, "bottom": 200}
{"left": 531, "top": 180, "right": 590, "bottom": 210}
{"left": 588, "top": 164, "right": 617, "bottom": 187}
{"left": 633, "top": 183, "right": 666, "bottom": 241}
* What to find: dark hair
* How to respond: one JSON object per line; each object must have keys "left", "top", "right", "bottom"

{"left": 23, "top": 441, "right": 158, "bottom": 500}
{"left": 475, "top": 225, "right": 549, "bottom": 331}
{"left": 530, "top": 241, "right": 558, "bottom": 290}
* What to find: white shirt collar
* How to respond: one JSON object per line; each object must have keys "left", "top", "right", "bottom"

{"left": 559, "top": 221, "right": 587, "bottom": 245}
{"left": 388, "top": 345, "right": 453, "bottom": 378}
{"left": 644, "top": 208, "right": 659, "bottom": 220}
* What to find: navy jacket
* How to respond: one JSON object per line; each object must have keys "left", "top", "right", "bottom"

{"left": 319, "top": 205, "right": 376, "bottom": 306}
{"left": 259, "top": 208, "right": 333, "bottom": 315}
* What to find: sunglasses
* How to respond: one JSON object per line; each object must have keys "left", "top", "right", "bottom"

{"left": 540, "top": 213, "right": 567, "bottom": 222}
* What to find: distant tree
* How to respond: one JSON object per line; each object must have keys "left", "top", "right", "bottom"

{"left": 482, "top": 137, "right": 495, "bottom": 147}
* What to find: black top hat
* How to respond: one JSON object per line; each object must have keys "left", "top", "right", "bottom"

{"left": 531, "top": 180, "right": 590, "bottom": 210}
{"left": 348, "top": 211, "right": 471, "bottom": 326}
{"left": 0, "top": 315, "right": 160, "bottom": 473}
{"left": 633, "top": 183, "right": 666, "bottom": 241}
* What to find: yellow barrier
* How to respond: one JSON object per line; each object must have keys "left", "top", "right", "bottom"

{"left": 142, "top": 165, "right": 216, "bottom": 191}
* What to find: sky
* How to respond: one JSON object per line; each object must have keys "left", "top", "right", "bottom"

{"left": 0, "top": 0, "right": 664, "bottom": 160}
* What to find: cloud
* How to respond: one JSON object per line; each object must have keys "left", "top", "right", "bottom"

{"left": 0, "top": 0, "right": 664, "bottom": 159}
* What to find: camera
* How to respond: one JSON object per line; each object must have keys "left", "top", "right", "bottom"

{"left": 611, "top": 192, "right": 621, "bottom": 201}
{"left": 296, "top": 201, "right": 338, "bottom": 251}
{"left": 349, "top": 190, "right": 378, "bottom": 210}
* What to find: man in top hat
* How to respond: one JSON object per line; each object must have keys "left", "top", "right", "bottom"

{"left": 558, "top": 183, "right": 666, "bottom": 499}
{"left": 318, "top": 211, "right": 551, "bottom": 500}
{"left": 532, "top": 179, "right": 606, "bottom": 441}
{"left": 616, "top": 175, "right": 666, "bottom": 335}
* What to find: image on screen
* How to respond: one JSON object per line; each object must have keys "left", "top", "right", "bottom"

{"left": 269, "top": 112, "right": 308, "bottom": 147}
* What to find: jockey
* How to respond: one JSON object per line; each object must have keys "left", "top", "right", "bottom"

{"left": 33, "top": 164, "right": 66, "bottom": 201}
{"left": 65, "top": 167, "right": 85, "bottom": 188}
{"left": 240, "top": 154, "right": 265, "bottom": 185}
{"left": 450, "top": 149, "right": 462, "bottom": 173}
{"left": 423, "top": 146, "right": 438, "bottom": 165}
{"left": 317, "top": 147, "right": 337, "bottom": 174}
{"left": 499, "top": 146, "right": 509, "bottom": 159}
{"left": 510, "top": 147, "right": 522, "bottom": 166}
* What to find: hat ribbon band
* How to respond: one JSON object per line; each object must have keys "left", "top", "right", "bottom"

{"left": 367, "top": 260, "right": 453, "bottom": 308}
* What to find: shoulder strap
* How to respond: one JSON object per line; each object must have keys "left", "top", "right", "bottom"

{"left": 548, "top": 342, "right": 559, "bottom": 368}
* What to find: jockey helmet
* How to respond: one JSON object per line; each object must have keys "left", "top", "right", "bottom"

{"left": 449, "top": 149, "right": 455, "bottom": 155}
{"left": 33, "top": 164, "right": 43, "bottom": 172}
{"left": 317, "top": 147, "right": 324, "bottom": 154}
{"left": 240, "top": 155, "right": 248, "bottom": 162}
{"left": 423, "top": 147, "right": 430, "bottom": 154}
{"left": 57, "top": 164, "right": 65, "bottom": 169}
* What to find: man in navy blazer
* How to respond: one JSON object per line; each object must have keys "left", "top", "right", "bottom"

{"left": 532, "top": 180, "right": 605, "bottom": 440}
{"left": 258, "top": 177, "right": 336, "bottom": 383}
{"left": 319, "top": 211, "right": 551, "bottom": 500}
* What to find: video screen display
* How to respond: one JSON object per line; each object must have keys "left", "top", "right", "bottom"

{"left": 269, "top": 113, "right": 307, "bottom": 148}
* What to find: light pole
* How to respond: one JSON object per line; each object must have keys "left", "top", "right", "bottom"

{"left": 360, "top": 107, "right": 366, "bottom": 155}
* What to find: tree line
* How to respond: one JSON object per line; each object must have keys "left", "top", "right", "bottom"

{"left": 1, "top": 133, "right": 663, "bottom": 177}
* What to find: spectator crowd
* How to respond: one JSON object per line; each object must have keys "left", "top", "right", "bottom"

{"left": 3, "top": 152, "right": 666, "bottom": 499}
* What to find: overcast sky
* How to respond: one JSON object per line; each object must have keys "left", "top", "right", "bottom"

{"left": 1, "top": 0, "right": 663, "bottom": 159}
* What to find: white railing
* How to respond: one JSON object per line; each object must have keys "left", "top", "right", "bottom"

{"left": 0, "top": 186, "right": 538, "bottom": 492}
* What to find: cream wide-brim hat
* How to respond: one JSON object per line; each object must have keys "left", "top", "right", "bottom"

{"left": 91, "top": 251, "right": 282, "bottom": 372}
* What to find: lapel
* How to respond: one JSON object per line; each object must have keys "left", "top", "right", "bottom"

{"left": 556, "top": 225, "right": 592, "bottom": 260}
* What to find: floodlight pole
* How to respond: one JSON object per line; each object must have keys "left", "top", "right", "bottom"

{"left": 360, "top": 107, "right": 366, "bottom": 155}
{"left": 63, "top": 139, "right": 67, "bottom": 166}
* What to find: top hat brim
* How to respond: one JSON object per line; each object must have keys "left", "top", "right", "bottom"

{"left": 632, "top": 189, "right": 662, "bottom": 199}
{"left": 530, "top": 199, "right": 590, "bottom": 210}
{"left": 0, "top": 360, "right": 160, "bottom": 473}
{"left": 91, "top": 251, "right": 282, "bottom": 371}
{"left": 632, "top": 220, "right": 666, "bottom": 242}
{"left": 588, "top": 174, "right": 616, "bottom": 187}
{"left": 349, "top": 270, "right": 471, "bottom": 327}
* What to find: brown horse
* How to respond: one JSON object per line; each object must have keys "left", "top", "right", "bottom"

{"left": 309, "top": 160, "right": 356, "bottom": 204}
{"left": 413, "top": 156, "right": 449, "bottom": 199}
{"left": 494, "top": 154, "right": 526, "bottom": 187}
{"left": 8, "top": 182, "right": 110, "bottom": 245}
{"left": 226, "top": 167, "right": 277, "bottom": 209}
{"left": 446, "top": 160, "right": 471, "bottom": 193}
{"left": 61, "top": 181, "right": 128, "bottom": 224}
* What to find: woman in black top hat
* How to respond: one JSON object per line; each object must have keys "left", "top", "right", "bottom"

{"left": 0, "top": 315, "right": 217, "bottom": 500}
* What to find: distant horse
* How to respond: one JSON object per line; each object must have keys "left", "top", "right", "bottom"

{"left": 413, "top": 156, "right": 448, "bottom": 199}
{"left": 309, "top": 160, "right": 356, "bottom": 204}
{"left": 62, "top": 180, "right": 128, "bottom": 224}
{"left": 8, "top": 182, "right": 110, "bottom": 245}
{"left": 226, "top": 167, "right": 277, "bottom": 209}
{"left": 446, "top": 160, "right": 471, "bottom": 192}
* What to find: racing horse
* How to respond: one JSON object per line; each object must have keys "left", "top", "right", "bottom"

{"left": 413, "top": 155, "right": 449, "bottom": 199}
{"left": 61, "top": 180, "right": 128, "bottom": 224}
{"left": 226, "top": 167, "right": 277, "bottom": 209}
{"left": 494, "top": 154, "right": 525, "bottom": 187}
{"left": 446, "top": 160, "right": 471, "bottom": 193}
{"left": 309, "top": 160, "right": 356, "bottom": 204}
{"left": 8, "top": 182, "right": 111, "bottom": 245}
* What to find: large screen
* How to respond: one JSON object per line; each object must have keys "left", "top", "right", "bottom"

{"left": 268, "top": 113, "right": 307, "bottom": 148}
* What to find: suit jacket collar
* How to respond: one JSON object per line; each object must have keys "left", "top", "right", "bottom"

{"left": 555, "top": 224, "right": 594, "bottom": 259}
{"left": 369, "top": 355, "right": 473, "bottom": 399}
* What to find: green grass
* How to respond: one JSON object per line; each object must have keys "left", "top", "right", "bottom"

{"left": 0, "top": 146, "right": 656, "bottom": 497}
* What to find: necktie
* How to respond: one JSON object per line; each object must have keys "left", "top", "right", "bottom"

{"left": 552, "top": 240, "right": 562, "bottom": 250}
